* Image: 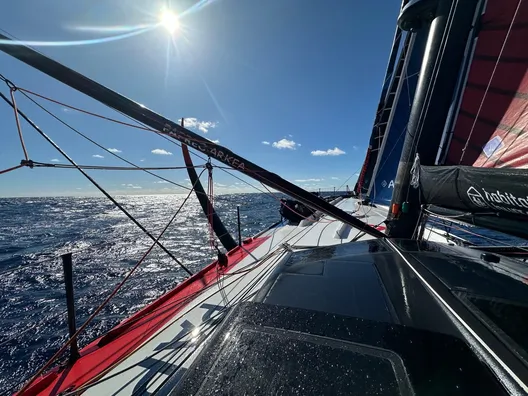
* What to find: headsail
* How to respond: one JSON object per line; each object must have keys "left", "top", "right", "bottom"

{"left": 414, "top": 0, "right": 528, "bottom": 239}
{"left": 442, "top": 0, "right": 528, "bottom": 168}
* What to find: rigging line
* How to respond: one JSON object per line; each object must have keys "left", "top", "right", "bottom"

{"left": 11, "top": 82, "right": 282, "bottom": 199}
{"left": 459, "top": 0, "right": 522, "bottom": 164}
{"left": 83, "top": 247, "right": 283, "bottom": 359}
{"left": 0, "top": 258, "right": 58, "bottom": 277}
{"left": 0, "top": 92, "right": 193, "bottom": 274}
{"left": 0, "top": 163, "right": 24, "bottom": 175}
{"left": 82, "top": 225, "right": 311, "bottom": 384}
{"left": 6, "top": 85, "right": 29, "bottom": 160}
{"left": 6, "top": 79, "right": 278, "bottom": 199}
{"left": 10, "top": 73, "right": 209, "bottom": 166}
{"left": 259, "top": 182, "right": 335, "bottom": 224}
{"left": 18, "top": 89, "right": 194, "bottom": 192}
{"left": 0, "top": 310, "right": 68, "bottom": 349}
{"left": 16, "top": 173, "right": 202, "bottom": 395}
{"left": 423, "top": 207, "right": 496, "bottom": 219}
{"left": 427, "top": 218, "right": 528, "bottom": 252}
{"left": 62, "top": 249, "right": 285, "bottom": 395}
{"left": 19, "top": 86, "right": 219, "bottom": 149}
{"left": 19, "top": 84, "right": 265, "bottom": 197}
{"left": 30, "top": 162, "right": 205, "bottom": 171}
{"left": 128, "top": 249, "right": 287, "bottom": 396}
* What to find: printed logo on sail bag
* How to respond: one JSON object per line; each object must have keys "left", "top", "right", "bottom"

{"left": 466, "top": 186, "right": 528, "bottom": 215}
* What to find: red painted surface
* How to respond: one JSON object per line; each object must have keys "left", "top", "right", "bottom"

{"left": 446, "top": 0, "right": 528, "bottom": 168}
{"left": 19, "top": 237, "right": 268, "bottom": 396}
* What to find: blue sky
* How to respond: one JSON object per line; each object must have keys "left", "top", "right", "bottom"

{"left": 0, "top": 0, "right": 401, "bottom": 197}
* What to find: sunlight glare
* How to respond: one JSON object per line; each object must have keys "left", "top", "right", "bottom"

{"left": 160, "top": 9, "right": 179, "bottom": 34}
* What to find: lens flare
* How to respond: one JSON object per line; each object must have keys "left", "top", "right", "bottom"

{"left": 160, "top": 10, "right": 179, "bottom": 34}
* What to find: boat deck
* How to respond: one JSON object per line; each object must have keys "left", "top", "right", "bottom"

{"left": 21, "top": 197, "right": 527, "bottom": 395}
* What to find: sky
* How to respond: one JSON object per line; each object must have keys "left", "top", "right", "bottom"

{"left": 0, "top": 0, "right": 401, "bottom": 197}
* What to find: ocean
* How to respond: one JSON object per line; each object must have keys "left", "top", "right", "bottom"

{"left": 0, "top": 193, "right": 524, "bottom": 394}
{"left": 0, "top": 194, "right": 280, "bottom": 394}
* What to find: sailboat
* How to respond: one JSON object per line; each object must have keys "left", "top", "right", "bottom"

{"left": 1, "top": 0, "right": 528, "bottom": 394}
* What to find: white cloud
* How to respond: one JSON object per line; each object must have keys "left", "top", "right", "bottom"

{"left": 62, "top": 107, "right": 74, "bottom": 113}
{"left": 107, "top": 148, "right": 122, "bottom": 153}
{"left": 184, "top": 118, "right": 217, "bottom": 133}
{"left": 214, "top": 183, "right": 227, "bottom": 187}
{"left": 140, "top": 159, "right": 145, "bottom": 162}
{"left": 272, "top": 138, "right": 298, "bottom": 150}
{"left": 207, "top": 138, "right": 220, "bottom": 144}
{"left": 295, "top": 178, "right": 324, "bottom": 182}
{"left": 50, "top": 158, "right": 60, "bottom": 162}
{"left": 92, "top": 154, "right": 104, "bottom": 158}
{"left": 310, "top": 147, "right": 346, "bottom": 156}
{"left": 331, "top": 177, "right": 339, "bottom": 180}
{"left": 122, "top": 183, "right": 142, "bottom": 189}
{"left": 151, "top": 149, "right": 173, "bottom": 155}
{"left": 262, "top": 141, "right": 270, "bottom": 145}
{"left": 353, "top": 145, "right": 358, "bottom": 150}
{"left": 154, "top": 180, "right": 169, "bottom": 184}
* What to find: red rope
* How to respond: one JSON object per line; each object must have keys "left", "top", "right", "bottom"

{"left": 0, "top": 164, "right": 23, "bottom": 175}
{"left": 207, "top": 163, "right": 216, "bottom": 248}
{"left": 17, "top": 179, "right": 201, "bottom": 394}
{"left": 9, "top": 88, "right": 29, "bottom": 161}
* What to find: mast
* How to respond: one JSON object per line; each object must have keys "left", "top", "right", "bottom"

{"left": 0, "top": 34, "right": 384, "bottom": 238}
{"left": 386, "top": 0, "right": 480, "bottom": 238}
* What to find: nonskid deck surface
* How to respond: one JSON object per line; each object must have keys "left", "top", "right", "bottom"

{"left": 24, "top": 198, "right": 380, "bottom": 395}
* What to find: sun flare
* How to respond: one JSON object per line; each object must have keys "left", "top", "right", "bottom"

{"left": 159, "top": 9, "right": 179, "bottom": 34}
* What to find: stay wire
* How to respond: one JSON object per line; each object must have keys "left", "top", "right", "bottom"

{"left": 7, "top": 78, "right": 325, "bottom": 206}
{"left": 16, "top": 170, "right": 204, "bottom": 395}
{"left": 0, "top": 91, "right": 193, "bottom": 276}
{"left": 0, "top": 163, "right": 24, "bottom": 175}
{"left": 30, "top": 161, "right": 204, "bottom": 171}
{"left": 17, "top": 82, "right": 271, "bottom": 197}
{"left": 16, "top": 89, "right": 194, "bottom": 191}
{"left": 8, "top": 79, "right": 367, "bottom": 230}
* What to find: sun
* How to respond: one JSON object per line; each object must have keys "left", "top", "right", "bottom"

{"left": 159, "top": 9, "right": 179, "bottom": 34}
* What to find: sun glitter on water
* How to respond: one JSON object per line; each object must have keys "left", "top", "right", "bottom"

{"left": 159, "top": 9, "right": 180, "bottom": 34}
